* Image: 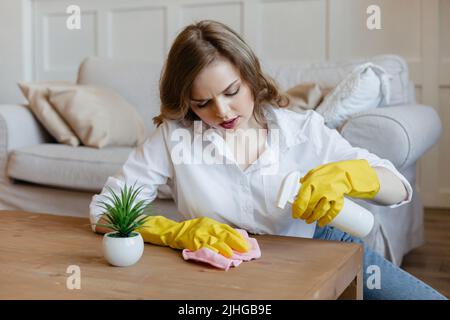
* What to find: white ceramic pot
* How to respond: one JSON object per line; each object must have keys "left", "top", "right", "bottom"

{"left": 103, "top": 231, "right": 144, "bottom": 267}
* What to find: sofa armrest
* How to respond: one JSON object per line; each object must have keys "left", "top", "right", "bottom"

{"left": 0, "top": 104, "right": 51, "bottom": 152}
{"left": 340, "top": 104, "right": 442, "bottom": 169}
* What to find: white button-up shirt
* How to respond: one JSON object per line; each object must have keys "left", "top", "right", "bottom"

{"left": 89, "top": 106, "right": 412, "bottom": 238}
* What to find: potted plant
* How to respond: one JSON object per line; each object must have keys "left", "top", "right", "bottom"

{"left": 94, "top": 183, "right": 152, "bottom": 267}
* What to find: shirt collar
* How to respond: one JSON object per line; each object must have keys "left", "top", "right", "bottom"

{"left": 261, "top": 105, "right": 308, "bottom": 151}
{"left": 196, "top": 106, "right": 308, "bottom": 170}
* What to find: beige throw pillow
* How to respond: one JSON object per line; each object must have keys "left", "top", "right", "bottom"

{"left": 48, "top": 85, "right": 146, "bottom": 148}
{"left": 286, "top": 83, "right": 333, "bottom": 111}
{"left": 17, "top": 81, "right": 80, "bottom": 146}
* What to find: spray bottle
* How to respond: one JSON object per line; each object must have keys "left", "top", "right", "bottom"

{"left": 276, "top": 171, "right": 374, "bottom": 238}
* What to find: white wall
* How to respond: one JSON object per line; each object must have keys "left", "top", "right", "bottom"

{"left": 0, "top": 0, "right": 449, "bottom": 207}
{"left": 0, "top": 0, "right": 28, "bottom": 104}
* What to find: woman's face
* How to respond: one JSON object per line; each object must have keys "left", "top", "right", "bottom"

{"left": 190, "top": 58, "right": 256, "bottom": 131}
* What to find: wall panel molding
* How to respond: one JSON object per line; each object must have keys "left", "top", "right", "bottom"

{"left": 26, "top": 0, "right": 448, "bottom": 206}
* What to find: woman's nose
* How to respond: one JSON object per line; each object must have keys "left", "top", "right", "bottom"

{"left": 214, "top": 99, "right": 231, "bottom": 118}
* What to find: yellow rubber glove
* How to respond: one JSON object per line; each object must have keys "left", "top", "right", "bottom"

{"left": 134, "top": 216, "right": 250, "bottom": 258}
{"left": 292, "top": 159, "right": 380, "bottom": 227}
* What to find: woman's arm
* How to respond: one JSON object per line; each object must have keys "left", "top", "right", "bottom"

{"left": 90, "top": 122, "right": 174, "bottom": 233}
{"left": 306, "top": 111, "right": 413, "bottom": 208}
{"left": 372, "top": 166, "right": 408, "bottom": 206}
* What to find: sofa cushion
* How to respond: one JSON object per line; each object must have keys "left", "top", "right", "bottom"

{"left": 48, "top": 85, "right": 146, "bottom": 148}
{"left": 7, "top": 144, "right": 132, "bottom": 191}
{"left": 17, "top": 81, "right": 80, "bottom": 146}
{"left": 315, "top": 62, "right": 391, "bottom": 129}
{"left": 77, "top": 57, "right": 163, "bottom": 135}
{"left": 261, "top": 54, "right": 410, "bottom": 107}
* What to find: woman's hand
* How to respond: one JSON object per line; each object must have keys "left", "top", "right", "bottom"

{"left": 292, "top": 159, "right": 380, "bottom": 227}
{"left": 135, "top": 216, "right": 250, "bottom": 258}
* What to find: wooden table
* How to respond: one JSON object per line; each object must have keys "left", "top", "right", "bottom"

{"left": 0, "top": 211, "right": 363, "bottom": 299}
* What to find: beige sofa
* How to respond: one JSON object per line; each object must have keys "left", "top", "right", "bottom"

{"left": 0, "top": 55, "right": 441, "bottom": 266}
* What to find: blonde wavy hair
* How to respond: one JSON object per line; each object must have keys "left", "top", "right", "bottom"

{"left": 153, "top": 20, "right": 290, "bottom": 127}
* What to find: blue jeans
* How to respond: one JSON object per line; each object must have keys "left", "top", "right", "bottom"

{"left": 313, "top": 225, "right": 447, "bottom": 300}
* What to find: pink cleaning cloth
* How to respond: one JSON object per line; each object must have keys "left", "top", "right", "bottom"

{"left": 181, "top": 229, "right": 261, "bottom": 271}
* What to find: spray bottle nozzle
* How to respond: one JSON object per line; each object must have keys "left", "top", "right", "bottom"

{"left": 276, "top": 171, "right": 302, "bottom": 209}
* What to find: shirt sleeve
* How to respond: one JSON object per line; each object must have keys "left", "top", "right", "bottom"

{"left": 89, "top": 122, "right": 174, "bottom": 231}
{"left": 309, "top": 111, "right": 412, "bottom": 208}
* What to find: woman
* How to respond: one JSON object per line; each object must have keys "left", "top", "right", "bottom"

{"left": 90, "top": 20, "right": 446, "bottom": 300}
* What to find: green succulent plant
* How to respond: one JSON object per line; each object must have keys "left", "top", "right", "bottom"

{"left": 94, "top": 183, "right": 153, "bottom": 238}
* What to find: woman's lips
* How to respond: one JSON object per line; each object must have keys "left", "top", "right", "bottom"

{"left": 219, "top": 116, "right": 239, "bottom": 129}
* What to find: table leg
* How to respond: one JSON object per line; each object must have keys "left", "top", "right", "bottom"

{"left": 338, "top": 268, "right": 363, "bottom": 300}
